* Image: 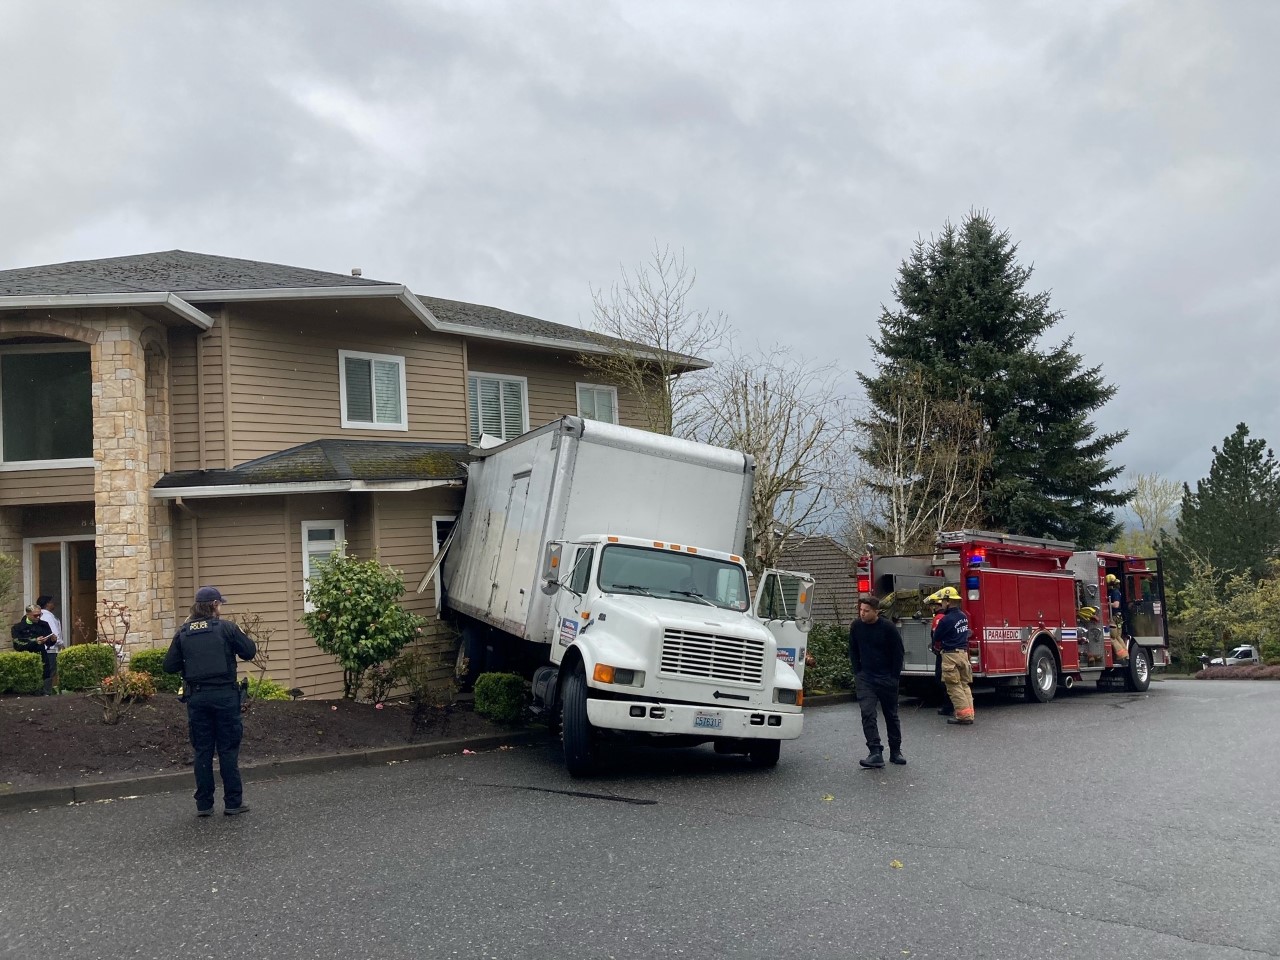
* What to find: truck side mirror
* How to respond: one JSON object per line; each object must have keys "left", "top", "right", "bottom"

{"left": 795, "top": 579, "right": 814, "bottom": 624}
{"left": 540, "top": 542, "right": 564, "bottom": 595}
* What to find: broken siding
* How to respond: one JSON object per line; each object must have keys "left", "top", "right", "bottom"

{"left": 224, "top": 308, "right": 467, "bottom": 466}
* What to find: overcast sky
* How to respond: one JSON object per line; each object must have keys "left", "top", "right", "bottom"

{"left": 3, "top": 0, "right": 1276, "bottom": 490}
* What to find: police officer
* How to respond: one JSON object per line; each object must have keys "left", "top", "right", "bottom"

{"left": 163, "top": 586, "right": 256, "bottom": 817}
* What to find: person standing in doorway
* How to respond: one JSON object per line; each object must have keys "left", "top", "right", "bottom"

{"left": 849, "top": 595, "right": 907, "bottom": 768}
{"left": 12, "top": 604, "right": 57, "bottom": 694}
{"left": 163, "top": 587, "right": 256, "bottom": 817}
{"left": 934, "top": 587, "right": 975, "bottom": 724}
{"left": 36, "top": 596, "right": 64, "bottom": 692}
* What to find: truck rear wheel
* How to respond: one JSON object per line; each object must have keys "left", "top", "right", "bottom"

{"left": 747, "top": 740, "right": 781, "bottom": 768}
{"left": 1025, "top": 643, "right": 1058, "bottom": 703}
{"left": 1124, "top": 644, "right": 1151, "bottom": 692}
{"left": 562, "top": 667, "right": 597, "bottom": 777}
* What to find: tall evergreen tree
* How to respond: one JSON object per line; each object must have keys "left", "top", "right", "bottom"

{"left": 1160, "top": 423, "right": 1280, "bottom": 588}
{"left": 860, "top": 212, "right": 1128, "bottom": 546}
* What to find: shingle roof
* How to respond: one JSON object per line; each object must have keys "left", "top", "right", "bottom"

{"left": 418, "top": 294, "right": 596, "bottom": 346}
{"left": 154, "top": 439, "right": 470, "bottom": 489}
{"left": 0, "top": 250, "right": 391, "bottom": 297}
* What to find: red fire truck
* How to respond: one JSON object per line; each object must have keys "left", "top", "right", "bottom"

{"left": 857, "top": 530, "right": 1170, "bottom": 702}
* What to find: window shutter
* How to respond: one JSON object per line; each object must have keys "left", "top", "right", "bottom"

{"left": 468, "top": 379, "right": 481, "bottom": 444}
{"left": 373, "top": 359, "right": 402, "bottom": 424}
{"left": 577, "top": 384, "right": 596, "bottom": 421}
{"left": 596, "top": 389, "right": 615, "bottom": 424}
{"left": 479, "top": 378, "right": 503, "bottom": 438}
{"left": 500, "top": 379, "right": 525, "bottom": 439}
{"left": 344, "top": 357, "right": 373, "bottom": 422}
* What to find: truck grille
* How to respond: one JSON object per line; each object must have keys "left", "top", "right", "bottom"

{"left": 659, "top": 629, "right": 766, "bottom": 686}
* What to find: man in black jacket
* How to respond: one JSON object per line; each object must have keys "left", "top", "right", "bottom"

{"left": 849, "top": 595, "right": 906, "bottom": 768}
{"left": 12, "top": 604, "right": 56, "bottom": 695}
{"left": 163, "top": 586, "right": 257, "bottom": 817}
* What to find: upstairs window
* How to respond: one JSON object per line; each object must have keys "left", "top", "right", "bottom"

{"left": 339, "top": 350, "right": 406, "bottom": 430}
{"left": 576, "top": 383, "right": 618, "bottom": 424}
{"left": 467, "top": 373, "right": 528, "bottom": 444}
{"left": 0, "top": 349, "right": 92, "bottom": 464}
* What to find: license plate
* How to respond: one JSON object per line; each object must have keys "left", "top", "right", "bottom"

{"left": 693, "top": 711, "right": 723, "bottom": 730}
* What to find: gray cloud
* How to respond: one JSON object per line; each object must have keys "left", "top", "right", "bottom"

{"left": 3, "top": 0, "right": 1277, "bottom": 489}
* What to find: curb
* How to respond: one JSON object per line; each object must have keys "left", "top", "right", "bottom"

{"left": 0, "top": 697, "right": 856, "bottom": 814}
{"left": 0, "top": 729, "right": 542, "bottom": 814}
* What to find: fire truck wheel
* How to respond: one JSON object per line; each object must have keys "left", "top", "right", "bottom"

{"left": 1025, "top": 642, "right": 1059, "bottom": 703}
{"left": 747, "top": 740, "right": 781, "bottom": 768}
{"left": 562, "top": 666, "right": 598, "bottom": 777}
{"left": 1124, "top": 644, "right": 1152, "bottom": 692}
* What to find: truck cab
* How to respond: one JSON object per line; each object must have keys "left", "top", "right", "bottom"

{"left": 535, "top": 535, "right": 810, "bottom": 774}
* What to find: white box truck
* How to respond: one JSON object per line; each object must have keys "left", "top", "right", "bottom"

{"left": 429, "top": 416, "right": 813, "bottom": 776}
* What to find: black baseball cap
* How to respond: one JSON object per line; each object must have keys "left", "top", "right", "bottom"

{"left": 195, "top": 586, "right": 226, "bottom": 603}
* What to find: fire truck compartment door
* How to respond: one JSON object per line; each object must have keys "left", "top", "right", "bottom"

{"left": 754, "top": 569, "right": 815, "bottom": 686}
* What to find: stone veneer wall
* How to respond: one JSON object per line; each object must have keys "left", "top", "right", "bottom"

{"left": 90, "top": 315, "right": 172, "bottom": 650}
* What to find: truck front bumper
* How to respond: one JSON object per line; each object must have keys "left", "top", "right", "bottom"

{"left": 587, "top": 699, "right": 803, "bottom": 740}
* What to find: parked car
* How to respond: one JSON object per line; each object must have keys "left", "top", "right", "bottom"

{"left": 1203, "top": 645, "right": 1261, "bottom": 667}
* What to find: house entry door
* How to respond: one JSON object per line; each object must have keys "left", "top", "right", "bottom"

{"left": 28, "top": 539, "right": 97, "bottom": 644}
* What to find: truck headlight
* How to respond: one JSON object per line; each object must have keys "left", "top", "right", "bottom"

{"left": 593, "top": 664, "right": 645, "bottom": 687}
{"left": 774, "top": 688, "right": 802, "bottom": 706}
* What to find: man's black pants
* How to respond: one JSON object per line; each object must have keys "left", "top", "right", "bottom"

{"left": 186, "top": 685, "right": 243, "bottom": 811}
{"left": 856, "top": 677, "right": 902, "bottom": 752}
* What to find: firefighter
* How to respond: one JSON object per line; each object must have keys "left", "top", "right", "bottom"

{"left": 923, "top": 590, "right": 950, "bottom": 715}
{"left": 1105, "top": 574, "right": 1129, "bottom": 663}
{"left": 1078, "top": 605, "right": 1102, "bottom": 666}
{"left": 933, "top": 587, "right": 975, "bottom": 724}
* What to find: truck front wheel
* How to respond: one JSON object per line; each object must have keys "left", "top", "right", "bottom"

{"left": 561, "top": 667, "right": 598, "bottom": 777}
{"left": 747, "top": 740, "right": 781, "bottom": 768}
{"left": 1025, "top": 643, "right": 1058, "bottom": 703}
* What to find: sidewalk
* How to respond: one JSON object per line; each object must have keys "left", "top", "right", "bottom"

{"left": 0, "top": 694, "right": 854, "bottom": 813}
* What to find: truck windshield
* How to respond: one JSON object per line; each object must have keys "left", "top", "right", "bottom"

{"left": 598, "top": 544, "right": 749, "bottom": 611}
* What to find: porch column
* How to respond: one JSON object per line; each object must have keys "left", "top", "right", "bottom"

{"left": 92, "top": 320, "right": 166, "bottom": 650}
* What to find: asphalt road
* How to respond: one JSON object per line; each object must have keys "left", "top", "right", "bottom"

{"left": 2, "top": 679, "right": 1278, "bottom": 960}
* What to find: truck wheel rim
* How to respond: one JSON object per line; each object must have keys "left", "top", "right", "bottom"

{"left": 1035, "top": 653, "right": 1053, "bottom": 691}
{"left": 1135, "top": 650, "right": 1148, "bottom": 683}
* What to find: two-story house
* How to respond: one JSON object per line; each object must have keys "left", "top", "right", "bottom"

{"left": 0, "top": 250, "right": 686, "bottom": 696}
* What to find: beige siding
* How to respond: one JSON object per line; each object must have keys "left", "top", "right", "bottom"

{"left": 169, "top": 320, "right": 228, "bottom": 471}
{"left": 224, "top": 306, "right": 468, "bottom": 465}
{"left": 374, "top": 488, "right": 465, "bottom": 683}
{"left": 465, "top": 343, "right": 651, "bottom": 432}
{"left": 0, "top": 467, "right": 94, "bottom": 506}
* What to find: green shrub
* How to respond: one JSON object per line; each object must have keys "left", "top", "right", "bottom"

{"left": 247, "top": 675, "right": 292, "bottom": 700}
{"left": 58, "top": 644, "right": 117, "bottom": 691}
{"left": 804, "top": 622, "right": 854, "bottom": 694}
{"left": 128, "top": 648, "right": 181, "bottom": 692}
{"left": 473, "top": 672, "right": 527, "bottom": 724}
{"left": 0, "top": 650, "right": 43, "bottom": 694}
{"left": 100, "top": 669, "right": 156, "bottom": 702}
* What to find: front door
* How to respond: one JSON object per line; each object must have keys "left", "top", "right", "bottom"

{"left": 27, "top": 538, "right": 97, "bottom": 644}
{"left": 753, "top": 568, "right": 815, "bottom": 686}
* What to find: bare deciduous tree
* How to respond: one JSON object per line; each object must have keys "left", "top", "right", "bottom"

{"left": 1109, "top": 472, "right": 1181, "bottom": 556}
{"left": 853, "top": 367, "right": 989, "bottom": 554}
{"left": 580, "top": 243, "right": 726, "bottom": 435}
{"left": 692, "top": 346, "right": 855, "bottom": 574}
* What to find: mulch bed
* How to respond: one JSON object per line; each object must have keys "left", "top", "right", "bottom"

{"left": 1195, "top": 665, "right": 1280, "bottom": 680}
{"left": 0, "top": 693, "right": 511, "bottom": 791}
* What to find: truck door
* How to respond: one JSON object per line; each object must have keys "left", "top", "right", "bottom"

{"left": 549, "top": 544, "right": 594, "bottom": 666}
{"left": 753, "top": 569, "right": 815, "bottom": 686}
{"left": 493, "top": 473, "right": 532, "bottom": 618}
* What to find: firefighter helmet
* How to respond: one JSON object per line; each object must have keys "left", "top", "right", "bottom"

{"left": 1106, "top": 574, "right": 1120, "bottom": 585}
{"left": 1078, "top": 606, "right": 1098, "bottom": 620}
{"left": 923, "top": 590, "right": 943, "bottom": 606}
{"left": 934, "top": 586, "right": 962, "bottom": 602}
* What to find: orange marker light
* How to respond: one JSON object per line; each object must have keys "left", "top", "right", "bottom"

{"left": 593, "top": 664, "right": 616, "bottom": 684}
{"left": 550, "top": 556, "right": 559, "bottom": 568}
{"left": 607, "top": 536, "right": 619, "bottom": 542}
{"left": 670, "top": 544, "right": 682, "bottom": 551}
{"left": 730, "top": 555, "right": 742, "bottom": 563}
{"left": 686, "top": 547, "right": 697, "bottom": 554}
{"left": 581, "top": 610, "right": 590, "bottom": 620}
{"left": 653, "top": 542, "right": 665, "bottom": 548}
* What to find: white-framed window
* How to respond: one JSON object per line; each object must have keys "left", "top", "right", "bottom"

{"left": 339, "top": 349, "right": 407, "bottom": 430}
{"left": 302, "top": 520, "right": 346, "bottom": 612}
{"left": 576, "top": 383, "right": 618, "bottom": 424}
{"left": 0, "top": 345, "right": 93, "bottom": 467}
{"left": 431, "top": 515, "right": 456, "bottom": 613}
{"left": 467, "top": 372, "right": 528, "bottom": 445}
